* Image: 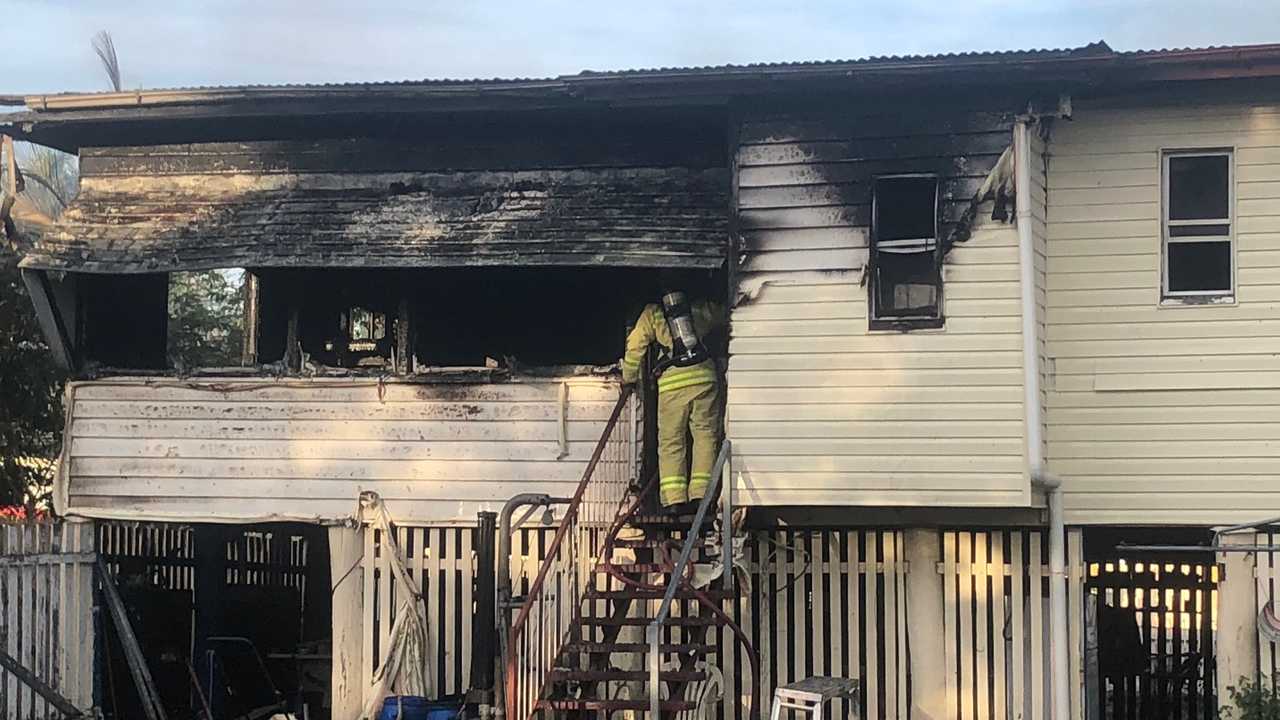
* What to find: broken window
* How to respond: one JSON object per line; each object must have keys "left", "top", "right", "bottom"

{"left": 870, "top": 175, "right": 941, "bottom": 328}
{"left": 167, "top": 269, "right": 249, "bottom": 368}
{"left": 1163, "top": 151, "right": 1233, "bottom": 300}
{"left": 331, "top": 305, "right": 392, "bottom": 364}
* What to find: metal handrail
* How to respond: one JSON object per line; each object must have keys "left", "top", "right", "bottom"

{"left": 646, "top": 438, "right": 733, "bottom": 718}
{"left": 505, "top": 386, "right": 637, "bottom": 720}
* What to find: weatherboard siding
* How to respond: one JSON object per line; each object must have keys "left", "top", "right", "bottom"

{"left": 727, "top": 107, "right": 1030, "bottom": 507}
{"left": 1044, "top": 99, "right": 1280, "bottom": 524}
{"left": 58, "top": 377, "right": 625, "bottom": 524}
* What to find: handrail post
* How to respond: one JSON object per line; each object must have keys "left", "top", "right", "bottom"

{"left": 646, "top": 439, "right": 732, "bottom": 714}
{"left": 648, "top": 622, "right": 661, "bottom": 718}
{"left": 721, "top": 439, "right": 733, "bottom": 593}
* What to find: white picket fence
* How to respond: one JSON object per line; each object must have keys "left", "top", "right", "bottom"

{"left": 737, "top": 529, "right": 909, "bottom": 720}
{"left": 362, "top": 526, "right": 1093, "bottom": 720}
{"left": 941, "top": 529, "right": 1086, "bottom": 720}
{"left": 364, "top": 524, "right": 558, "bottom": 698}
{"left": 0, "top": 521, "right": 96, "bottom": 720}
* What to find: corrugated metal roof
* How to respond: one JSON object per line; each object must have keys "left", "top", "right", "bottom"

{"left": 573, "top": 41, "right": 1115, "bottom": 77}
{"left": 11, "top": 40, "right": 1280, "bottom": 116}
{"left": 7, "top": 42, "right": 1116, "bottom": 101}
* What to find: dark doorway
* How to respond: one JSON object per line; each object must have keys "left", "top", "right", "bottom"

{"left": 1084, "top": 528, "right": 1217, "bottom": 720}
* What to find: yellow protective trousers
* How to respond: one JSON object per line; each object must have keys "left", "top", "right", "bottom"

{"left": 657, "top": 378, "right": 722, "bottom": 507}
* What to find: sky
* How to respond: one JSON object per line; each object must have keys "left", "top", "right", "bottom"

{"left": 4, "top": 0, "right": 1280, "bottom": 94}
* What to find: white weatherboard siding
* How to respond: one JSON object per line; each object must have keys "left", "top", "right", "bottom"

{"left": 727, "top": 110, "right": 1030, "bottom": 507}
{"left": 58, "top": 377, "right": 623, "bottom": 524}
{"left": 1045, "top": 100, "right": 1280, "bottom": 524}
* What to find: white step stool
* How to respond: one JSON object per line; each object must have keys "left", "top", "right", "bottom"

{"left": 770, "top": 676, "right": 861, "bottom": 720}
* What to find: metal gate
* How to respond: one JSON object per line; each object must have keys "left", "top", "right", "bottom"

{"left": 1085, "top": 547, "right": 1217, "bottom": 720}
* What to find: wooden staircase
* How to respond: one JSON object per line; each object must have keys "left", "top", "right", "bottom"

{"left": 505, "top": 387, "right": 758, "bottom": 719}
{"left": 536, "top": 510, "right": 733, "bottom": 716}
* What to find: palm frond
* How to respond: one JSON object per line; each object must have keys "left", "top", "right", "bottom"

{"left": 91, "top": 31, "right": 121, "bottom": 92}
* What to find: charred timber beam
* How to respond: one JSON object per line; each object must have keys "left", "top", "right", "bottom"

{"left": 0, "top": 646, "right": 86, "bottom": 718}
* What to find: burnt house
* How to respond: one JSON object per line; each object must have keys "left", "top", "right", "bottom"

{"left": 8, "top": 40, "right": 1280, "bottom": 720}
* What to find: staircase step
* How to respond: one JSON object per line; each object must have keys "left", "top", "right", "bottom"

{"left": 613, "top": 537, "right": 681, "bottom": 549}
{"left": 580, "top": 615, "right": 721, "bottom": 626}
{"left": 549, "top": 669, "right": 708, "bottom": 682}
{"left": 628, "top": 513, "right": 713, "bottom": 529}
{"left": 565, "top": 642, "right": 716, "bottom": 654}
{"left": 596, "top": 562, "right": 673, "bottom": 575}
{"left": 536, "top": 699, "right": 698, "bottom": 713}
{"left": 585, "top": 587, "right": 734, "bottom": 601}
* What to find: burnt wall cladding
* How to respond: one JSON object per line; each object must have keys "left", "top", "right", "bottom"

{"left": 736, "top": 105, "right": 1016, "bottom": 243}
{"left": 77, "top": 111, "right": 728, "bottom": 176}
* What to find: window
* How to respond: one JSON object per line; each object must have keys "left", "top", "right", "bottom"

{"left": 871, "top": 175, "right": 941, "bottom": 328}
{"left": 167, "top": 269, "right": 249, "bottom": 368}
{"left": 342, "top": 306, "right": 387, "bottom": 352}
{"left": 1163, "top": 150, "right": 1233, "bottom": 301}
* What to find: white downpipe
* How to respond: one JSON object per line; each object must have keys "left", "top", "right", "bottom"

{"left": 1016, "top": 120, "right": 1043, "bottom": 473}
{"left": 1016, "top": 117, "right": 1070, "bottom": 720}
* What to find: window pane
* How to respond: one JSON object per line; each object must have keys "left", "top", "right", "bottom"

{"left": 1169, "top": 223, "right": 1230, "bottom": 237}
{"left": 1167, "top": 240, "right": 1231, "bottom": 293}
{"left": 875, "top": 251, "right": 938, "bottom": 316}
{"left": 1168, "top": 155, "right": 1229, "bottom": 221}
{"left": 876, "top": 177, "right": 937, "bottom": 242}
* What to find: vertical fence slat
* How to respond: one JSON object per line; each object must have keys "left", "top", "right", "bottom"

{"left": 943, "top": 531, "right": 958, "bottom": 720}
{"left": 975, "top": 532, "right": 990, "bottom": 720}
{"left": 992, "top": 532, "right": 1007, "bottom": 720}
{"left": 830, "top": 533, "right": 845, "bottom": 720}
{"left": 3, "top": 525, "right": 14, "bottom": 720}
{"left": 882, "top": 532, "right": 898, "bottom": 720}
{"left": 1030, "top": 532, "right": 1046, "bottom": 720}
{"left": 895, "top": 532, "right": 907, "bottom": 720}
{"left": 811, "top": 532, "right": 824, "bottom": 687}
{"left": 1011, "top": 532, "right": 1026, "bottom": 720}
{"left": 865, "top": 531, "right": 880, "bottom": 720}
{"left": 1068, "top": 529, "right": 1084, "bottom": 720}
{"left": 362, "top": 523, "right": 376, "bottom": 685}
{"left": 958, "top": 532, "right": 973, "bottom": 720}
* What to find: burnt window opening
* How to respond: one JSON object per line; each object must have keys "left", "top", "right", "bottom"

{"left": 77, "top": 273, "right": 169, "bottom": 370}
{"left": 254, "top": 267, "right": 703, "bottom": 373}
{"left": 167, "top": 269, "right": 250, "bottom": 369}
{"left": 1163, "top": 150, "right": 1234, "bottom": 300}
{"left": 871, "top": 175, "right": 941, "bottom": 329}
{"left": 410, "top": 268, "right": 700, "bottom": 368}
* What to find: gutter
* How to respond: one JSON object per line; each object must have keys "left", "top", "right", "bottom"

{"left": 1016, "top": 117, "right": 1070, "bottom": 720}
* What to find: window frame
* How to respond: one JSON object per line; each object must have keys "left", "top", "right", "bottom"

{"left": 1161, "top": 148, "right": 1236, "bottom": 304}
{"left": 869, "top": 173, "right": 944, "bottom": 330}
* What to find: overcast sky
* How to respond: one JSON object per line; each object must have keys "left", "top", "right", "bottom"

{"left": 5, "top": 1, "right": 1280, "bottom": 94}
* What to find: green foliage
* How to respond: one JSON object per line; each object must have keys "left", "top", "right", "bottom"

{"left": 0, "top": 250, "right": 65, "bottom": 507}
{"left": 1225, "top": 678, "right": 1280, "bottom": 720}
{"left": 167, "top": 270, "right": 247, "bottom": 369}
{"left": 5, "top": 142, "right": 79, "bottom": 219}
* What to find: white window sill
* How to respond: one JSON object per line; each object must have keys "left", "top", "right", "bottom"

{"left": 1159, "top": 295, "right": 1236, "bottom": 308}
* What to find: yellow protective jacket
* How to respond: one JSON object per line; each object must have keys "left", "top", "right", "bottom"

{"left": 621, "top": 299, "right": 726, "bottom": 394}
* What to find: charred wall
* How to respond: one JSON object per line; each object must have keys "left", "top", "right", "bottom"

{"left": 726, "top": 94, "right": 1033, "bottom": 508}
{"left": 736, "top": 96, "right": 1020, "bottom": 273}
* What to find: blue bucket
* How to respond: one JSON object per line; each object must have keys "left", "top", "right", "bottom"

{"left": 377, "top": 695, "right": 462, "bottom": 720}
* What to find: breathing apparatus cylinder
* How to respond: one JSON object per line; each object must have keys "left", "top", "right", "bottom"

{"left": 661, "top": 291, "right": 710, "bottom": 368}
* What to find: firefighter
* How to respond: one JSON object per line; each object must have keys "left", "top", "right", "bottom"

{"left": 621, "top": 277, "right": 726, "bottom": 509}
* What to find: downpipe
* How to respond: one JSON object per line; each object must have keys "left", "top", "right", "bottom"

{"left": 1034, "top": 472, "right": 1070, "bottom": 720}
{"left": 1016, "top": 117, "right": 1070, "bottom": 720}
